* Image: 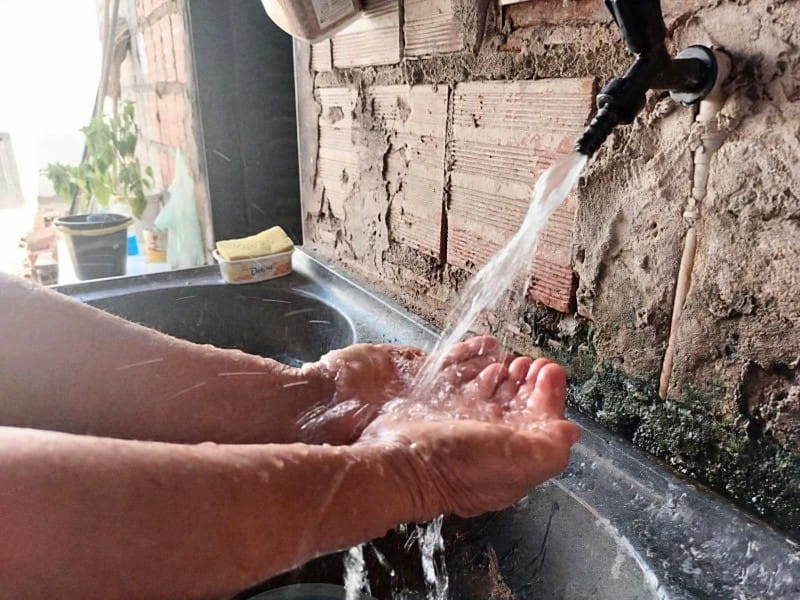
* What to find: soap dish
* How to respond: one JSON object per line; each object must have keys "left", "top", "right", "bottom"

{"left": 212, "top": 248, "right": 293, "bottom": 284}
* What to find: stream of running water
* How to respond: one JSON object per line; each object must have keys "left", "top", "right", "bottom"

{"left": 343, "top": 152, "right": 588, "bottom": 599}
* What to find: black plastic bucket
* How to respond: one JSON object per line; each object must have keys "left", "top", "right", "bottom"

{"left": 54, "top": 213, "right": 133, "bottom": 280}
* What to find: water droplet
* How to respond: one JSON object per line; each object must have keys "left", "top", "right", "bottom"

{"left": 282, "top": 381, "right": 309, "bottom": 388}
{"left": 284, "top": 308, "right": 314, "bottom": 318}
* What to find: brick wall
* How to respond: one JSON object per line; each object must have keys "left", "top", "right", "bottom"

{"left": 115, "top": 0, "right": 212, "bottom": 254}
{"left": 296, "top": 0, "right": 800, "bottom": 537}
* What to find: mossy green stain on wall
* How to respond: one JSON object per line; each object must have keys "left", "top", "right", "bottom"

{"left": 568, "top": 365, "right": 800, "bottom": 540}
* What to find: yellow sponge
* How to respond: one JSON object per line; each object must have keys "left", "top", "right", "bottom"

{"left": 216, "top": 226, "right": 294, "bottom": 261}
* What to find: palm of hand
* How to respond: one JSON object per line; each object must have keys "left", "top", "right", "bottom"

{"left": 297, "top": 335, "right": 580, "bottom": 520}
{"left": 358, "top": 340, "right": 580, "bottom": 519}
{"left": 296, "top": 337, "right": 510, "bottom": 445}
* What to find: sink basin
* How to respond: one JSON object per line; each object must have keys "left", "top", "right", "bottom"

{"left": 255, "top": 480, "right": 662, "bottom": 600}
{"left": 87, "top": 285, "right": 355, "bottom": 366}
{"left": 57, "top": 250, "right": 799, "bottom": 599}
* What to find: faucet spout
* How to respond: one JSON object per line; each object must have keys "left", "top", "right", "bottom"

{"left": 576, "top": 0, "right": 719, "bottom": 157}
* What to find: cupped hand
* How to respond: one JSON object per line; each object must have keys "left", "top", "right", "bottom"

{"left": 295, "top": 337, "right": 511, "bottom": 445}
{"left": 358, "top": 358, "right": 580, "bottom": 519}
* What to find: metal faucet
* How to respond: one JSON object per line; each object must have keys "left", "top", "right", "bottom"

{"left": 575, "top": 0, "right": 718, "bottom": 157}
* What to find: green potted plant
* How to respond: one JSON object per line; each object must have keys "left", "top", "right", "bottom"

{"left": 47, "top": 101, "right": 155, "bottom": 280}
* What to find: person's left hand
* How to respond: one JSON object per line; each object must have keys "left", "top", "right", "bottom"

{"left": 357, "top": 358, "right": 580, "bottom": 519}
{"left": 295, "top": 337, "right": 511, "bottom": 444}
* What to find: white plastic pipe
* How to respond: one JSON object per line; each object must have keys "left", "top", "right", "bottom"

{"left": 659, "top": 50, "right": 732, "bottom": 400}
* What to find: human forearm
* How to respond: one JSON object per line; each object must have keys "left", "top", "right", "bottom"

{"left": 0, "top": 426, "right": 423, "bottom": 599}
{"left": 0, "top": 273, "right": 333, "bottom": 443}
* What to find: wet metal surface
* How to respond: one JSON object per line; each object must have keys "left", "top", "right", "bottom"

{"left": 87, "top": 286, "right": 354, "bottom": 367}
{"left": 56, "top": 250, "right": 437, "bottom": 363}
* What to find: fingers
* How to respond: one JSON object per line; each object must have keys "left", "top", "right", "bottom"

{"left": 508, "top": 356, "right": 533, "bottom": 382}
{"left": 442, "top": 355, "right": 500, "bottom": 387}
{"left": 526, "top": 358, "right": 551, "bottom": 385}
{"left": 494, "top": 379, "right": 520, "bottom": 407}
{"left": 527, "top": 363, "right": 567, "bottom": 419}
{"left": 440, "top": 336, "right": 509, "bottom": 368}
{"left": 438, "top": 337, "right": 512, "bottom": 391}
{"left": 462, "top": 363, "right": 508, "bottom": 403}
{"left": 493, "top": 356, "right": 532, "bottom": 406}
{"left": 545, "top": 419, "right": 581, "bottom": 446}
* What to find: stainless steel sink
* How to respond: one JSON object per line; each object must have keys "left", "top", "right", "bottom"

{"left": 56, "top": 249, "right": 800, "bottom": 599}
{"left": 87, "top": 286, "right": 355, "bottom": 367}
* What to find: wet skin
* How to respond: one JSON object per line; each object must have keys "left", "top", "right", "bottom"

{"left": 302, "top": 336, "right": 580, "bottom": 517}
{"left": 1, "top": 273, "right": 579, "bottom": 598}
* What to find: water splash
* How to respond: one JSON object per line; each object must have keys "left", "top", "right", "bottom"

{"left": 282, "top": 381, "right": 310, "bottom": 388}
{"left": 372, "top": 153, "right": 586, "bottom": 599}
{"left": 419, "top": 516, "right": 449, "bottom": 600}
{"left": 323, "top": 153, "right": 586, "bottom": 600}
{"left": 216, "top": 371, "right": 270, "bottom": 377}
{"left": 116, "top": 357, "right": 164, "bottom": 371}
{"left": 284, "top": 308, "right": 314, "bottom": 318}
{"left": 344, "top": 544, "right": 371, "bottom": 600}
{"left": 168, "top": 381, "right": 207, "bottom": 400}
{"left": 369, "top": 542, "right": 395, "bottom": 578}
{"left": 411, "top": 152, "right": 587, "bottom": 400}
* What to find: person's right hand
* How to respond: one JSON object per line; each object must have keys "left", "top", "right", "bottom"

{"left": 358, "top": 358, "right": 580, "bottom": 519}
{"left": 295, "top": 337, "right": 512, "bottom": 445}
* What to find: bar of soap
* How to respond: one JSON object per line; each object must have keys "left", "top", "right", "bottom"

{"left": 216, "top": 226, "right": 294, "bottom": 261}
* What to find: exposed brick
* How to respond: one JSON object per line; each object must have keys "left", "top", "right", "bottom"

{"left": 162, "top": 115, "right": 176, "bottom": 148}
{"left": 447, "top": 78, "right": 594, "bottom": 312}
{"left": 507, "top": 0, "right": 709, "bottom": 27}
{"left": 311, "top": 40, "right": 333, "bottom": 72}
{"left": 155, "top": 94, "right": 166, "bottom": 145}
{"left": 170, "top": 14, "right": 187, "bottom": 83}
{"left": 161, "top": 17, "right": 177, "bottom": 82}
{"left": 506, "top": 0, "right": 607, "bottom": 26}
{"left": 316, "top": 85, "right": 448, "bottom": 258}
{"left": 378, "top": 85, "right": 449, "bottom": 257}
{"left": 151, "top": 23, "right": 165, "bottom": 83}
{"left": 529, "top": 192, "right": 579, "bottom": 313}
{"left": 147, "top": 91, "right": 159, "bottom": 132}
{"left": 145, "top": 25, "right": 158, "bottom": 82}
{"left": 139, "top": 0, "right": 180, "bottom": 36}
{"left": 156, "top": 18, "right": 169, "bottom": 82}
{"left": 174, "top": 94, "right": 187, "bottom": 149}
{"left": 142, "top": 28, "right": 155, "bottom": 83}
{"left": 332, "top": 0, "right": 401, "bottom": 68}
{"left": 404, "top": 0, "right": 464, "bottom": 58}
{"left": 157, "top": 94, "right": 173, "bottom": 145}
{"left": 164, "top": 94, "right": 181, "bottom": 146}
{"left": 316, "top": 87, "right": 359, "bottom": 219}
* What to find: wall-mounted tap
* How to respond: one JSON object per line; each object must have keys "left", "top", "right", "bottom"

{"left": 576, "top": 0, "right": 718, "bottom": 157}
